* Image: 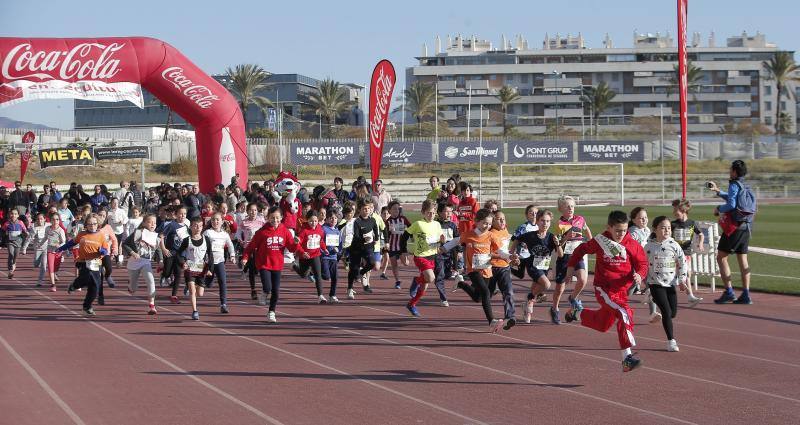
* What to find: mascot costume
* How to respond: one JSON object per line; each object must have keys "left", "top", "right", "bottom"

{"left": 274, "top": 171, "right": 302, "bottom": 263}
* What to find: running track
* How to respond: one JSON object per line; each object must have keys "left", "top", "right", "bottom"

{"left": 1, "top": 250, "right": 799, "bottom": 425}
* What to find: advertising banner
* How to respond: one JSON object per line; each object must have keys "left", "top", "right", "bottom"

{"left": 367, "top": 59, "right": 396, "bottom": 184}
{"left": 38, "top": 147, "right": 95, "bottom": 168}
{"left": 94, "top": 146, "right": 150, "bottom": 160}
{"left": 290, "top": 142, "right": 360, "bottom": 165}
{"left": 507, "top": 140, "right": 573, "bottom": 162}
{"left": 578, "top": 141, "right": 644, "bottom": 162}
{"left": 366, "top": 142, "right": 432, "bottom": 164}
{"left": 677, "top": 0, "right": 689, "bottom": 196}
{"left": 438, "top": 141, "right": 503, "bottom": 163}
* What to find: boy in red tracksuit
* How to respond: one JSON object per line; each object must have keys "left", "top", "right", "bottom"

{"left": 563, "top": 210, "right": 649, "bottom": 372}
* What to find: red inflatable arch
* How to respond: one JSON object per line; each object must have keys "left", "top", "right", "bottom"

{"left": 0, "top": 37, "right": 247, "bottom": 192}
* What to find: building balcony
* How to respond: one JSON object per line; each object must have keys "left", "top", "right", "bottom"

{"left": 542, "top": 77, "right": 582, "bottom": 89}
{"left": 466, "top": 80, "right": 489, "bottom": 90}
{"left": 726, "top": 76, "right": 752, "bottom": 86}
{"left": 727, "top": 106, "right": 752, "bottom": 117}
{"left": 544, "top": 108, "right": 584, "bottom": 118}
{"left": 634, "top": 107, "right": 672, "bottom": 116}
{"left": 633, "top": 76, "right": 671, "bottom": 87}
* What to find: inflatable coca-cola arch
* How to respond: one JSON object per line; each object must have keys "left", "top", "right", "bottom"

{"left": 0, "top": 37, "right": 246, "bottom": 192}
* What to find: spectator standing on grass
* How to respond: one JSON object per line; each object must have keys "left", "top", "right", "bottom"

{"left": 9, "top": 181, "right": 28, "bottom": 215}
{"left": 709, "top": 159, "right": 755, "bottom": 305}
{"left": 371, "top": 179, "right": 392, "bottom": 212}
{"left": 36, "top": 185, "right": 53, "bottom": 214}
{"left": 332, "top": 177, "right": 348, "bottom": 207}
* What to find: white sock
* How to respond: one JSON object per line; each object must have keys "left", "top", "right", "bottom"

{"left": 621, "top": 348, "right": 632, "bottom": 360}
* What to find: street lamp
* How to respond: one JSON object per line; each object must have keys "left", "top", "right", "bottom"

{"left": 552, "top": 70, "right": 560, "bottom": 139}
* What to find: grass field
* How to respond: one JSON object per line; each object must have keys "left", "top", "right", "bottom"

{"left": 403, "top": 203, "right": 800, "bottom": 295}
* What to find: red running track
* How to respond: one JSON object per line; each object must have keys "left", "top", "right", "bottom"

{"left": 1, "top": 249, "right": 799, "bottom": 425}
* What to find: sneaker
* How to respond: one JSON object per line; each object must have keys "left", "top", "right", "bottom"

{"left": 347, "top": 289, "right": 356, "bottom": 300}
{"left": 330, "top": 296, "right": 340, "bottom": 303}
{"left": 106, "top": 277, "right": 116, "bottom": 288}
{"left": 406, "top": 304, "right": 420, "bottom": 317}
{"left": 97, "top": 296, "right": 105, "bottom": 306}
{"left": 535, "top": 293, "right": 548, "bottom": 303}
{"left": 622, "top": 353, "right": 642, "bottom": 372}
{"left": 451, "top": 274, "right": 464, "bottom": 292}
{"left": 147, "top": 305, "right": 157, "bottom": 315}
{"left": 83, "top": 307, "right": 96, "bottom": 316}
{"left": 257, "top": 292, "right": 267, "bottom": 306}
{"left": 523, "top": 300, "right": 534, "bottom": 324}
{"left": 159, "top": 277, "right": 167, "bottom": 288}
{"left": 191, "top": 311, "right": 199, "bottom": 320}
{"left": 394, "top": 281, "right": 402, "bottom": 289}
{"left": 49, "top": 285, "right": 57, "bottom": 292}
{"left": 648, "top": 311, "right": 662, "bottom": 323}
{"left": 564, "top": 309, "right": 579, "bottom": 323}
{"left": 183, "top": 285, "right": 189, "bottom": 296}
{"left": 568, "top": 295, "right": 583, "bottom": 311}
{"left": 250, "top": 290, "right": 258, "bottom": 300}
{"left": 36, "top": 282, "right": 43, "bottom": 287}
{"left": 667, "top": 339, "right": 680, "bottom": 352}
{"left": 714, "top": 291, "right": 737, "bottom": 304}
{"left": 549, "top": 307, "right": 561, "bottom": 325}
{"left": 318, "top": 295, "right": 328, "bottom": 304}
{"left": 170, "top": 296, "right": 181, "bottom": 304}
{"left": 503, "top": 317, "right": 517, "bottom": 331}
{"left": 733, "top": 295, "right": 753, "bottom": 305}
{"left": 440, "top": 300, "right": 449, "bottom": 307}
{"left": 308, "top": 275, "right": 317, "bottom": 284}
{"left": 67, "top": 284, "right": 75, "bottom": 294}
{"left": 380, "top": 273, "right": 388, "bottom": 280}
{"left": 687, "top": 295, "right": 703, "bottom": 308}
{"left": 267, "top": 311, "right": 277, "bottom": 323}
{"left": 362, "top": 285, "right": 373, "bottom": 294}
{"left": 492, "top": 287, "right": 500, "bottom": 296}
{"left": 488, "top": 319, "right": 503, "bottom": 333}
{"left": 220, "top": 304, "right": 229, "bottom": 314}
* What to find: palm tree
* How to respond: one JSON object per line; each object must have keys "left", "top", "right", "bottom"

{"left": 763, "top": 52, "right": 800, "bottom": 134}
{"left": 580, "top": 82, "right": 616, "bottom": 135}
{"left": 224, "top": 64, "right": 273, "bottom": 124}
{"left": 394, "top": 81, "right": 439, "bottom": 136}
{"left": 665, "top": 61, "right": 704, "bottom": 100}
{"left": 495, "top": 85, "right": 521, "bottom": 138}
{"left": 309, "top": 78, "right": 354, "bottom": 138}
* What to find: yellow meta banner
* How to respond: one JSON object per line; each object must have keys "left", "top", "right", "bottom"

{"left": 38, "top": 147, "right": 95, "bottom": 168}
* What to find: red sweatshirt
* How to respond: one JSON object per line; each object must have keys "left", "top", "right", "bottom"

{"left": 242, "top": 223, "right": 297, "bottom": 271}
{"left": 457, "top": 196, "right": 477, "bottom": 235}
{"left": 567, "top": 231, "right": 648, "bottom": 293}
{"left": 295, "top": 223, "right": 327, "bottom": 259}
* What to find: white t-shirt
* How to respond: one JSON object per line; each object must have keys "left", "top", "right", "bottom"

{"left": 107, "top": 208, "right": 129, "bottom": 234}
{"left": 203, "top": 229, "right": 234, "bottom": 264}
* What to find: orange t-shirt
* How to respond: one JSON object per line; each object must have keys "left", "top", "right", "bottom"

{"left": 75, "top": 231, "right": 111, "bottom": 262}
{"left": 100, "top": 224, "right": 119, "bottom": 255}
{"left": 460, "top": 229, "right": 493, "bottom": 278}
{"left": 489, "top": 228, "right": 512, "bottom": 268}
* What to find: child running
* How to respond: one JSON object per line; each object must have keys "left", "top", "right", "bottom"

{"left": 644, "top": 216, "right": 689, "bottom": 352}
{"left": 670, "top": 199, "right": 704, "bottom": 307}
{"left": 3, "top": 209, "right": 28, "bottom": 279}
{"left": 400, "top": 200, "right": 443, "bottom": 317}
{"left": 293, "top": 210, "right": 328, "bottom": 303}
{"left": 488, "top": 210, "right": 517, "bottom": 330}
{"left": 346, "top": 198, "right": 378, "bottom": 299}
{"left": 321, "top": 211, "right": 342, "bottom": 303}
{"left": 123, "top": 214, "right": 162, "bottom": 315}
{"left": 177, "top": 217, "right": 213, "bottom": 320}
{"left": 554, "top": 195, "right": 592, "bottom": 324}
{"left": 563, "top": 210, "right": 649, "bottom": 372}
{"left": 237, "top": 203, "right": 266, "bottom": 301}
{"left": 203, "top": 213, "right": 236, "bottom": 314}
{"left": 385, "top": 201, "right": 411, "bottom": 289}
{"left": 628, "top": 207, "right": 661, "bottom": 322}
{"left": 58, "top": 214, "right": 110, "bottom": 316}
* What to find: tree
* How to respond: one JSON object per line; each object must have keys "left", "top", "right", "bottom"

{"left": 308, "top": 78, "right": 354, "bottom": 138}
{"left": 763, "top": 51, "right": 800, "bottom": 135}
{"left": 665, "top": 61, "right": 704, "bottom": 100}
{"left": 494, "top": 85, "right": 521, "bottom": 138}
{"left": 580, "top": 82, "right": 617, "bottom": 135}
{"left": 224, "top": 64, "right": 273, "bottom": 125}
{"left": 394, "top": 81, "right": 439, "bottom": 135}
{"left": 149, "top": 97, "right": 173, "bottom": 141}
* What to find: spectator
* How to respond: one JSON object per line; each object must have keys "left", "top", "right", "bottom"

{"left": 89, "top": 185, "right": 108, "bottom": 212}
{"left": 114, "top": 181, "right": 134, "bottom": 215}
{"left": 49, "top": 181, "right": 63, "bottom": 203}
{"left": 9, "top": 181, "right": 28, "bottom": 215}
{"left": 371, "top": 179, "right": 392, "bottom": 212}
{"left": 36, "top": 185, "right": 53, "bottom": 214}
{"left": 427, "top": 175, "right": 441, "bottom": 201}
{"left": 332, "top": 177, "right": 348, "bottom": 207}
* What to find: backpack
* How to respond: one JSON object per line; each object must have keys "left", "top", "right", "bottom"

{"left": 731, "top": 180, "right": 757, "bottom": 223}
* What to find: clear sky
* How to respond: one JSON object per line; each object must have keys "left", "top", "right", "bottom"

{"left": 1, "top": 0, "right": 797, "bottom": 129}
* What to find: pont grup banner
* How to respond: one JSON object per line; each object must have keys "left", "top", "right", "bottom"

{"left": 507, "top": 140, "right": 573, "bottom": 163}
{"left": 366, "top": 141, "right": 433, "bottom": 164}
{"left": 438, "top": 141, "right": 503, "bottom": 163}
{"left": 38, "top": 147, "right": 95, "bottom": 168}
{"left": 290, "top": 142, "right": 360, "bottom": 165}
{"left": 367, "top": 60, "right": 396, "bottom": 184}
{"left": 578, "top": 141, "right": 644, "bottom": 162}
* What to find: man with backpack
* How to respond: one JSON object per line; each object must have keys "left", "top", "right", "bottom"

{"left": 708, "top": 160, "right": 756, "bottom": 305}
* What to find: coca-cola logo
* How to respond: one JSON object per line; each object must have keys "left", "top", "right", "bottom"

{"left": 220, "top": 153, "right": 235, "bottom": 162}
{"left": 20, "top": 131, "right": 35, "bottom": 162}
{"left": 369, "top": 65, "right": 395, "bottom": 149}
{"left": 161, "top": 67, "right": 220, "bottom": 109}
{"left": 2, "top": 43, "right": 125, "bottom": 81}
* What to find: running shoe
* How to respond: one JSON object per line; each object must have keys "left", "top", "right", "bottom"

{"left": 568, "top": 295, "right": 583, "bottom": 311}
{"left": 733, "top": 295, "right": 753, "bottom": 305}
{"left": 250, "top": 290, "right": 258, "bottom": 300}
{"left": 159, "top": 277, "right": 167, "bottom": 288}
{"left": 106, "top": 277, "right": 116, "bottom": 288}
{"left": 347, "top": 289, "right": 356, "bottom": 300}
{"left": 36, "top": 282, "right": 43, "bottom": 287}
{"left": 83, "top": 307, "right": 95, "bottom": 316}
{"left": 549, "top": 307, "right": 561, "bottom": 325}
{"left": 330, "top": 296, "right": 340, "bottom": 303}
{"left": 523, "top": 300, "right": 534, "bottom": 324}
{"left": 267, "top": 311, "right": 277, "bottom": 323}
{"left": 488, "top": 319, "right": 503, "bottom": 333}
{"left": 318, "top": 295, "right": 328, "bottom": 304}
{"left": 67, "top": 284, "right": 75, "bottom": 294}
{"left": 394, "top": 281, "right": 402, "bottom": 289}
{"left": 714, "top": 291, "right": 737, "bottom": 304}
{"left": 97, "top": 295, "right": 105, "bottom": 306}
{"left": 667, "top": 339, "right": 680, "bottom": 352}
{"left": 257, "top": 292, "right": 267, "bottom": 306}
{"left": 503, "top": 317, "right": 517, "bottom": 331}
{"left": 535, "top": 293, "right": 548, "bottom": 303}
{"left": 622, "top": 353, "right": 642, "bottom": 372}
{"left": 191, "top": 311, "right": 199, "bottom": 321}
{"left": 648, "top": 311, "right": 662, "bottom": 323}
{"left": 687, "top": 295, "right": 703, "bottom": 308}
{"left": 362, "top": 285, "right": 373, "bottom": 294}
{"left": 7, "top": 272, "right": 13, "bottom": 279}
{"left": 564, "top": 309, "right": 580, "bottom": 323}
{"left": 220, "top": 304, "right": 229, "bottom": 314}
{"left": 170, "top": 296, "right": 181, "bottom": 304}
{"left": 380, "top": 273, "right": 388, "bottom": 280}
{"left": 406, "top": 304, "right": 420, "bottom": 317}
{"left": 440, "top": 300, "right": 449, "bottom": 307}
{"left": 49, "top": 285, "right": 56, "bottom": 292}
{"left": 451, "top": 274, "right": 464, "bottom": 292}
{"left": 147, "top": 305, "right": 157, "bottom": 315}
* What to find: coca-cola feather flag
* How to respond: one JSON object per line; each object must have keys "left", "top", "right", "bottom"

{"left": 368, "top": 60, "right": 396, "bottom": 185}
{"left": 677, "top": 0, "right": 689, "bottom": 197}
{"left": 20, "top": 131, "right": 34, "bottom": 182}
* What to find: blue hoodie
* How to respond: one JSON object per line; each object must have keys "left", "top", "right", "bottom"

{"left": 321, "top": 223, "right": 342, "bottom": 261}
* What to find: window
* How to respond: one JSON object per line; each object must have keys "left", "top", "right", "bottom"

{"left": 607, "top": 54, "right": 635, "bottom": 62}
{"left": 764, "top": 86, "right": 772, "bottom": 95}
{"left": 611, "top": 73, "right": 619, "bottom": 81}
{"left": 522, "top": 104, "right": 530, "bottom": 114}
{"left": 765, "top": 117, "right": 772, "bottom": 125}
{"left": 765, "top": 101, "right": 772, "bottom": 111}
{"left": 520, "top": 74, "right": 529, "bottom": 84}
{"left": 490, "top": 74, "right": 497, "bottom": 81}
{"left": 781, "top": 101, "right": 786, "bottom": 110}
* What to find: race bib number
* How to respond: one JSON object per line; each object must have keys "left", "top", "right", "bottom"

{"left": 443, "top": 228, "right": 453, "bottom": 242}
{"left": 499, "top": 238, "right": 510, "bottom": 253}
{"left": 564, "top": 240, "right": 582, "bottom": 255}
{"left": 391, "top": 222, "right": 406, "bottom": 235}
{"left": 533, "top": 256, "right": 551, "bottom": 270}
{"left": 344, "top": 234, "right": 353, "bottom": 248}
{"left": 8, "top": 230, "right": 21, "bottom": 239}
{"left": 306, "top": 237, "right": 320, "bottom": 250}
{"left": 212, "top": 240, "right": 225, "bottom": 252}
{"left": 176, "top": 227, "right": 189, "bottom": 241}
{"left": 673, "top": 228, "right": 689, "bottom": 243}
{"left": 87, "top": 259, "right": 101, "bottom": 271}
{"left": 187, "top": 260, "right": 204, "bottom": 273}
{"left": 654, "top": 257, "right": 676, "bottom": 273}
{"left": 472, "top": 253, "right": 491, "bottom": 270}
{"left": 325, "top": 234, "right": 340, "bottom": 247}
{"left": 426, "top": 234, "right": 440, "bottom": 249}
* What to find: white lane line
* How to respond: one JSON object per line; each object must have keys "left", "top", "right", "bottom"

{"left": 0, "top": 334, "right": 87, "bottom": 425}
{"left": 363, "top": 305, "right": 800, "bottom": 405}
{"left": 19, "top": 284, "right": 286, "bottom": 425}
{"left": 672, "top": 321, "right": 800, "bottom": 344}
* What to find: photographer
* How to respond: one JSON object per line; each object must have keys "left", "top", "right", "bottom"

{"left": 707, "top": 160, "right": 754, "bottom": 305}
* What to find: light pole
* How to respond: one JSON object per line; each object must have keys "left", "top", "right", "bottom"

{"left": 552, "top": 70, "right": 560, "bottom": 139}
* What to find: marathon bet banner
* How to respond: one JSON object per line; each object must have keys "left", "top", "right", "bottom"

{"left": 94, "top": 146, "right": 150, "bottom": 160}
{"left": 438, "top": 141, "right": 503, "bottom": 163}
{"left": 508, "top": 140, "right": 573, "bottom": 163}
{"left": 291, "top": 142, "right": 360, "bottom": 165}
{"left": 366, "top": 142, "right": 433, "bottom": 164}
{"left": 578, "top": 141, "right": 644, "bottom": 162}
{"left": 38, "top": 147, "right": 95, "bottom": 168}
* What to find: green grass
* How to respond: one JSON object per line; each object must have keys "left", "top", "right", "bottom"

{"left": 402, "top": 203, "right": 800, "bottom": 295}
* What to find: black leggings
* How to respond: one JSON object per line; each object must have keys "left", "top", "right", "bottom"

{"left": 459, "top": 271, "right": 495, "bottom": 323}
{"left": 347, "top": 250, "right": 374, "bottom": 290}
{"left": 649, "top": 285, "right": 678, "bottom": 340}
{"left": 259, "top": 269, "right": 282, "bottom": 312}
{"left": 298, "top": 257, "right": 323, "bottom": 296}
{"left": 162, "top": 254, "right": 183, "bottom": 296}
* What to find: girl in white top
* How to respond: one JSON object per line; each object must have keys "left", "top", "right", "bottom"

{"left": 627, "top": 207, "right": 660, "bottom": 322}
{"left": 123, "top": 215, "right": 162, "bottom": 315}
{"left": 126, "top": 206, "right": 143, "bottom": 239}
{"left": 107, "top": 197, "right": 129, "bottom": 263}
{"left": 29, "top": 214, "right": 51, "bottom": 287}
{"left": 203, "top": 213, "right": 236, "bottom": 313}
{"left": 644, "top": 215, "right": 689, "bottom": 353}
{"left": 44, "top": 214, "right": 67, "bottom": 290}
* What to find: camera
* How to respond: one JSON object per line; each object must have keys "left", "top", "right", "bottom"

{"left": 705, "top": 181, "right": 714, "bottom": 189}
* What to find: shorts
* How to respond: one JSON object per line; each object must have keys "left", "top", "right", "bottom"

{"left": 555, "top": 254, "right": 586, "bottom": 284}
{"left": 717, "top": 225, "right": 750, "bottom": 254}
{"left": 389, "top": 250, "right": 402, "bottom": 259}
{"left": 414, "top": 256, "right": 436, "bottom": 273}
{"left": 372, "top": 251, "right": 382, "bottom": 263}
{"left": 184, "top": 271, "right": 208, "bottom": 287}
{"left": 529, "top": 267, "right": 547, "bottom": 282}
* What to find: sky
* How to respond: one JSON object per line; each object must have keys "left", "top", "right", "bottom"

{"left": 1, "top": 0, "right": 798, "bottom": 129}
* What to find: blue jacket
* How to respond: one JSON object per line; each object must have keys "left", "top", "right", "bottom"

{"left": 321, "top": 224, "right": 342, "bottom": 261}
{"left": 717, "top": 178, "right": 743, "bottom": 214}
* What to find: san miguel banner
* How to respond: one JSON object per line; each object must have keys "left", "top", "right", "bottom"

{"left": 438, "top": 141, "right": 503, "bottom": 163}
{"left": 578, "top": 141, "right": 644, "bottom": 162}
{"left": 290, "top": 142, "right": 360, "bottom": 165}
{"left": 20, "top": 131, "right": 35, "bottom": 182}
{"left": 677, "top": 0, "right": 689, "bottom": 197}
{"left": 94, "top": 146, "right": 149, "bottom": 160}
{"left": 38, "top": 147, "right": 95, "bottom": 168}
{"left": 367, "top": 60, "right": 396, "bottom": 185}
{"left": 367, "top": 142, "right": 433, "bottom": 164}
{"left": 508, "top": 140, "right": 572, "bottom": 163}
